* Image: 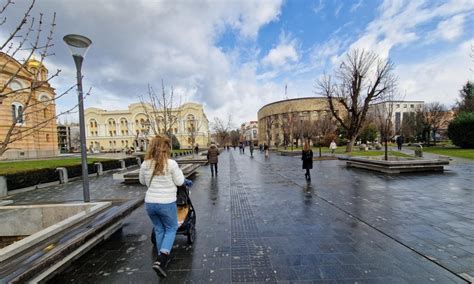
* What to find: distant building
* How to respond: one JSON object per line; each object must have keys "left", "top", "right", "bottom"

{"left": 257, "top": 97, "right": 345, "bottom": 147}
{"left": 57, "top": 123, "right": 80, "bottom": 152}
{"left": 84, "top": 102, "right": 210, "bottom": 152}
{"left": 0, "top": 53, "right": 59, "bottom": 159}
{"left": 369, "top": 101, "right": 424, "bottom": 134}
{"left": 240, "top": 121, "right": 258, "bottom": 146}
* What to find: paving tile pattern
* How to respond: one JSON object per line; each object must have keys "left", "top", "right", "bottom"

{"left": 36, "top": 150, "right": 472, "bottom": 283}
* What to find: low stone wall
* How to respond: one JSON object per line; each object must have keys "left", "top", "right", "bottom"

{"left": 0, "top": 157, "right": 140, "bottom": 195}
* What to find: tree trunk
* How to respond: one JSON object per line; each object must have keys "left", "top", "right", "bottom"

{"left": 384, "top": 137, "right": 388, "bottom": 161}
{"left": 345, "top": 136, "right": 357, "bottom": 152}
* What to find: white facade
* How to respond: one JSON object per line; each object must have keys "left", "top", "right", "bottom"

{"left": 369, "top": 101, "right": 424, "bottom": 134}
{"left": 240, "top": 121, "right": 259, "bottom": 145}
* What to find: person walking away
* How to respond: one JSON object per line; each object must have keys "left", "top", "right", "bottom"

{"left": 207, "top": 142, "right": 219, "bottom": 176}
{"left": 302, "top": 141, "right": 313, "bottom": 181}
{"left": 396, "top": 136, "right": 403, "bottom": 150}
{"left": 249, "top": 144, "right": 254, "bottom": 157}
{"left": 242, "top": 143, "right": 245, "bottom": 154}
{"left": 264, "top": 143, "right": 269, "bottom": 158}
{"left": 139, "top": 135, "right": 185, "bottom": 277}
{"left": 329, "top": 140, "right": 337, "bottom": 155}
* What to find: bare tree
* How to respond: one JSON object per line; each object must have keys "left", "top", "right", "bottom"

{"left": 186, "top": 116, "right": 202, "bottom": 149}
{"left": 229, "top": 129, "right": 240, "bottom": 147}
{"left": 139, "top": 81, "right": 182, "bottom": 140}
{"left": 0, "top": 0, "right": 83, "bottom": 157}
{"left": 212, "top": 116, "right": 232, "bottom": 146}
{"left": 316, "top": 49, "right": 397, "bottom": 152}
{"left": 265, "top": 116, "right": 273, "bottom": 146}
{"left": 372, "top": 94, "right": 397, "bottom": 160}
{"left": 419, "top": 102, "right": 448, "bottom": 146}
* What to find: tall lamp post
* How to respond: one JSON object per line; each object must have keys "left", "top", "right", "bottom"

{"left": 63, "top": 34, "right": 92, "bottom": 202}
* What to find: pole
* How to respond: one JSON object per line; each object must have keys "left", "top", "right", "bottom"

{"left": 73, "top": 55, "right": 90, "bottom": 202}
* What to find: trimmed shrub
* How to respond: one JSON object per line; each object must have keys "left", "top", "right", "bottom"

{"left": 171, "top": 134, "right": 180, "bottom": 150}
{"left": 124, "top": 157, "right": 137, "bottom": 167}
{"left": 448, "top": 112, "right": 474, "bottom": 148}
{"left": 6, "top": 168, "right": 59, "bottom": 191}
{"left": 67, "top": 163, "right": 97, "bottom": 178}
{"left": 101, "top": 160, "right": 122, "bottom": 171}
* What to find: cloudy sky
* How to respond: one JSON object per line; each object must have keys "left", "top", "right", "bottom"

{"left": 3, "top": 0, "right": 474, "bottom": 126}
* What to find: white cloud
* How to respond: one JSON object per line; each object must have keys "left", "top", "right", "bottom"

{"left": 427, "top": 13, "right": 466, "bottom": 42}
{"left": 348, "top": 0, "right": 474, "bottom": 58}
{"left": 312, "top": 0, "right": 325, "bottom": 14}
{"left": 1, "top": 0, "right": 285, "bottom": 124}
{"left": 350, "top": 0, "right": 363, "bottom": 13}
{"left": 261, "top": 44, "right": 299, "bottom": 67}
{"left": 396, "top": 40, "right": 473, "bottom": 107}
{"left": 335, "top": 3, "right": 344, "bottom": 17}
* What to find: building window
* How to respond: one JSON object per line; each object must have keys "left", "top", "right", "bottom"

{"left": 46, "top": 134, "right": 50, "bottom": 142}
{"left": 403, "top": 104, "right": 407, "bottom": 108}
{"left": 11, "top": 103, "right": 24, "bottom": 123}
{"left": 410, "top": 104, "right": 414, "bottom": 108}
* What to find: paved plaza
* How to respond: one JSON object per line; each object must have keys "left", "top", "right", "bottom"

{"left": 6, "top": 150, "right": 472, "bottom": 283}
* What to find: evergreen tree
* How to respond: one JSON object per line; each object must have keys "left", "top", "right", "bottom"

{"left": 457, "top": 81, "right": 474, "bottom": 113}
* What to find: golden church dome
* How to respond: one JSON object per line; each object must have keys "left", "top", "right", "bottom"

{"left": 26, "top": 57, "right": 42, "bottom": 69}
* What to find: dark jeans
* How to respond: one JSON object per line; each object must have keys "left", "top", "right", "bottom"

{"left": 210, "top": 163, "right": 218, "bottom": 175}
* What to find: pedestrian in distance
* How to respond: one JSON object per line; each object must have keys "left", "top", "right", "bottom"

{"left": 264, "top": 143, "right": 269, "bottom": 158}
{"left": 396, "top": 136, "right": 403, "bottom": 150}
{"left": 259, "top": 144, "right": 263, "bottom": 152}
{"left": 302, "top": 140, "right": 313, "bottom": 181}
{"left": 139, "top": 135, "right": 185, "bottom": 277}
{"left": 242, "top": 143, "right": 245, "bottom": 154}
{"left": 250, "top": 144, "right": 254, "bottom": 157}
{"left": 194, "top": 144, "right": 199, "bottom": 154}
{"left": 329, "top": 139, "right": 337, "bottom": 155}
{"left": 207, "top": 142, "right": 219, "bottom": 176}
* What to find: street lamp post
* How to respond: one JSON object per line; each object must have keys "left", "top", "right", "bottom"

{"left": 63, "top": 34, "right": 92, "bottom": 202}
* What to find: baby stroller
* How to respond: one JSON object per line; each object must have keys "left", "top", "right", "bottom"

{"left": 151, "top": 184, "right": 196, "bottom": 246}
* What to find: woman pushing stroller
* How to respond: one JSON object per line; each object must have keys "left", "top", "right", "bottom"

{"left": 139, "top": 135, "right": 192, "bottom": 277}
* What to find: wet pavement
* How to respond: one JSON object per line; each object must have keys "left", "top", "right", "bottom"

{"left": 10, "top": 149, "right": 472, "bottom": 283}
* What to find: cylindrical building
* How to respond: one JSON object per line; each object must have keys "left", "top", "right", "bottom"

{"left": 257, "top": 97, "right": 343, "bottom": 147}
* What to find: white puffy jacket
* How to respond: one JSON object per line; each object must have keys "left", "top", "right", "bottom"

{"left": 139, "top": 159, "right": 185, "bottom": 204}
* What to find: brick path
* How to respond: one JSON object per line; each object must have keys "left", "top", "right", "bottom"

{"left": 37, "top": 149, "right": 473, "bottom": 283}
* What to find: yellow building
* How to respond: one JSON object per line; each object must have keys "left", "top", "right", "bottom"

{"left": 84, "top": 102, "right": 210, "bottom": 152}
{"left": 258, "top": 97, "right": 344, "bottom": 147}
{"left": 0, "top": 53, "right": 58, "bottom": 159}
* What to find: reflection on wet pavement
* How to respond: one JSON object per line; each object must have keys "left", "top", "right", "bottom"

{"left": 49, "top": 149, "right": 472, "bottom": 283}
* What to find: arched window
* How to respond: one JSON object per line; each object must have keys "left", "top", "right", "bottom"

{"left": 11, "top": 102, "right": 24, "bottom": 123}
{"left": 8, "top": 80, "right": 23, "bottom": 91}
{"left": 38, "top": 93, "right": 51, "bottom": 106}
{"left": 46, "top": 134, "right": 50, "bottom": 142}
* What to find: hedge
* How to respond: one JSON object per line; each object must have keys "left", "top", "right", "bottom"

{"left": 5, "top": 157, "right": 140, "bottom": 191}
{"left": 448, "top": 112, "right": 474, "bottom": 148}
{"left": 6, "top": 168, "right": 59, "bottom": 191}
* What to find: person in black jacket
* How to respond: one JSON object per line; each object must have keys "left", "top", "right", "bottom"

{"left": 302, "top": 140, "right": 313, "bottom": 181}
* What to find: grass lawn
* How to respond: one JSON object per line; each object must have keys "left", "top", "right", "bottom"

{"left": 408, "top": 146, "right": 474, "bottom": 160}
{"left": 0, "top": 157, "right": 108, "bottom": 175}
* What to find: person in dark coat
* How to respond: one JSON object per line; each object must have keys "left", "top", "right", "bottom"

{"left": 207, "top": 143, "right": 219, "bottom": 176}
{"left": 302, "top": 140, "right": 313, "bottom": 181}
{"left": 396, "top": 136, "right": 403, "bottom": 150}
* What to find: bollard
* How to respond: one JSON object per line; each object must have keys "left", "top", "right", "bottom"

{"left": 56, "top": 167, "right": 69, "bottom": 184}
{"left": 0, "top": 176, "right": 6, "bottom": 197}
{"left": 415, "top": 144, "right": 423, "bottom": 158}
{"left": 119, "top": 160, "right": 126, "bottom": 169}
{"left": 136, "top": 157, "right": 141, "bottom": 165}
{"left": 94, "top": 162, "right": 103, "bottom": 176}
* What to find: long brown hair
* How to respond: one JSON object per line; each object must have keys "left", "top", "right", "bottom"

{"left": 303, "top": 140, "right": 310, "bottom": 151}
{"left": 144, "top": 135, "right": 171, "bottom": 176}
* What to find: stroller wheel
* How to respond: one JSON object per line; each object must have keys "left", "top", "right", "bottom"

{"left": 187, "top": 222, "right": 196, "bottom": 244}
